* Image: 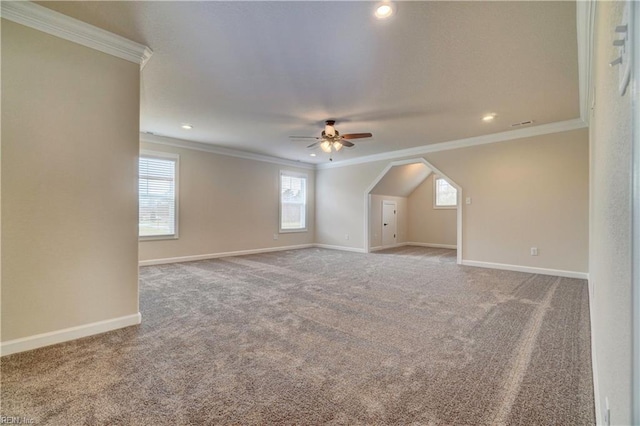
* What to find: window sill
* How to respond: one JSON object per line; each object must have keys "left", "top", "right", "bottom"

{"left": 279, "top": 229, "right": 308, "bottom": 234}
{"left": 433, "top": 205, "right": 457, "bottom": 210}
{"left": 139, "top": 235, "right": 179, "bottom": 242}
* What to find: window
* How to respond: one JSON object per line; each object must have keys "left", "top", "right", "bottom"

{"left": 434, "top": 176, "right": 457, "bottom": 208}
{"left": 139, "top": 151, "right": 179, "bottom": 239}
{"left": 280, "top": 171, "right": 307, "bottom": 232}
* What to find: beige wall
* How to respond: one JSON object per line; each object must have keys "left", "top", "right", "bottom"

{"left": 138, "top": 142, "right": 315, "bottom": 262}
{"left": 369, "top": 194, "right": 407, "bottom": 249}
{"left": 589, "top": 1, "right": 633, "bottom": 424}
{"left": 316, "top": 128, "right": 589, "bottom": 273}
{"left": 1, "top": 21, "right": 140, "bottom": 341}
{"left": 426, "top": 128, "right": 589, "bottom": 272}
{"left": 408, "top": 174, "right": 457, "bottom": 247}
{"left": 316, "top": 161, "right": 386, "bottom": 249}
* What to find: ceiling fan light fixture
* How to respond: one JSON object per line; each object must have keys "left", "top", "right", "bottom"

{"left": 375, "top": 2, "right": 394, "bottom": 19}
{"left": 290, "top": 120, "right": 372, "bottom": 159}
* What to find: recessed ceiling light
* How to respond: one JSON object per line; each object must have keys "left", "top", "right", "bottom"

{"left": 374, "top": 2, "right": 394, "bottom": 19}
{"left": 482, "top": 114, "right": 496, "bottom": 122}
{"left": 310, "top": 153, "right": 316, "bottom": 157}
{"left": 181, "top": 124, "right": 193, "bottom": 130}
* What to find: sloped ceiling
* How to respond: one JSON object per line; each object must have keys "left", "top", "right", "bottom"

{"left": 370, "top": 163, "right": 431, "bottom": 197}
{"left": 38, "top": 1, "right": 580, "bottom": 164}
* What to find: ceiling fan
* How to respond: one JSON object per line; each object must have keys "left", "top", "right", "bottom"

{"left": 290, "top": 120, "right": 373, "bottom": 160}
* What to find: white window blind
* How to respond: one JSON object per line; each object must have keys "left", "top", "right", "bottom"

{"left": 139, "top": 154, "right": 178, "bottom": 238}
{"left": 434, "top": 177, "right": 457, "bottom": 207}
{"left": 280, "top": 172, "right": 307, "bottom": 231}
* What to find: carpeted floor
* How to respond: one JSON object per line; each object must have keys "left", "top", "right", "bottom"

{"left": 1, "top": 247, "right": 594, "bottom": 425}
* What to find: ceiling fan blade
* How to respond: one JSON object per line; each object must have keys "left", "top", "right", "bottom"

{"left": 289, "top": 136, "right": 319, "bottom": 139}
{"left": 342, "top": 133, "right": 373, "bottom": 139}
{"left": 307, "top": 142, "right": 320, "bottom": 149}
{"left": 340, "top": 140, "right": 355, "bottom": 148}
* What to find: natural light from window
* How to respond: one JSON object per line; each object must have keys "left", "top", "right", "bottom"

{"left": 280, "top": 171, "right": 307, "bottom": 232}
{"left": 434, "top": 176, "right": 457, "bottom": 208}
{"left": 139, "top": 153, "right": 178, "bottom": 238}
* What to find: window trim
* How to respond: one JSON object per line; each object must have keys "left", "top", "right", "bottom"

{"left": 433, "top": 176, "right": 457, "bottom": 210}
{"left": 279, "top": 170, "right": 308, "bottom": 233}
{"left": 139, "top": 150, "right": 180, "bottom": 241}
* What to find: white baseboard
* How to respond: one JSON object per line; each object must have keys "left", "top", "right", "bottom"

{"left": 461, "top": 260, "right": 589, "bottom": 280}
{"left": 406, "top": 242, "right": 457, "bottom": 250}
{"left": 140, "top": 245, "right": 586, "bottom": 280}
{"left": 1, "top": 313, "right": 141, "bottom": 357}
{"left": 589, "top": 280, "right": 601, "bottom": 425}
{"left": 139, "top": 244, "right": 315, "bottom": 266}
{"left": 369, "top": 242, "right": 456, "bottom": 252}
{"left": 369, "top": 243, "right": 407, "bottom": 252}
{"left": 140, "top": 242, "right": 457, "bottom": 261}
{"left": 587, "top": 278, "right": 601, "bottom": 424}
{"left": 314, "top": 244, "right": 366, "bottom": 253}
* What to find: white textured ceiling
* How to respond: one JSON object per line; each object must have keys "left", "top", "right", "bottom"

{"left": 370, "top": 163, "right": 432, "bottom": 197}
{"left": 39, "top": 1, "right": 580, "bottom": 164}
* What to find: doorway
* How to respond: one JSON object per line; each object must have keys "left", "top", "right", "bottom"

{"left": 382, "top": 200, "right": 397, "bottom": 247}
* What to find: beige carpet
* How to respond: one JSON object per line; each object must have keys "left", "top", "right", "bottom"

{"left": 1, "top": 247, "right": 594, "bottom": 425}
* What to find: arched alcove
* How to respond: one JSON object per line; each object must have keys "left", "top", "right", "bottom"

{"left": 364, "top": 158, "right": 463, "bottom": 264}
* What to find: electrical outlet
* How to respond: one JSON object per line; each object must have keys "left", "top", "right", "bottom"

{"left": 466, "top": 197, "right": 472, "bottom": 205}
{"left": 530, "top": 247, "right": 538, "bottom": 256}
{"left": 345, "top": 234, "right": 350, "bottom": 240}
{"left": 273, "top": 233, "right": 278, "bottom": 240}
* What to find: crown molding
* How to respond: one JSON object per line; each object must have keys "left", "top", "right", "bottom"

{"left": 1, "top": 1, "right": 153, "bottom": 68}
{"left": 142, "top": 118, "right": 587, "bottom": 172}
{"left": 140, "top": 133, "right": 316, "bottom": 170}
{"left": 316, "top": 118, "right": 588, "bottom": 170}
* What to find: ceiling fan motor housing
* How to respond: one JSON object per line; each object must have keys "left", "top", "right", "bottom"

{"left": 321, "top": 129, "right": 340, "bottom": 141}
{"left": 324, "top": 120, "right": 337, "bottom": 138}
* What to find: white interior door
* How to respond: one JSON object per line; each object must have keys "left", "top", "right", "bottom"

{"left": 382, "top": 201, "right": 397, "bottom": 247}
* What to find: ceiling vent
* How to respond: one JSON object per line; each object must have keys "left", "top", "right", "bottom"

{"left": 510, "top": 120, "right": 534, "bottom": 127}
